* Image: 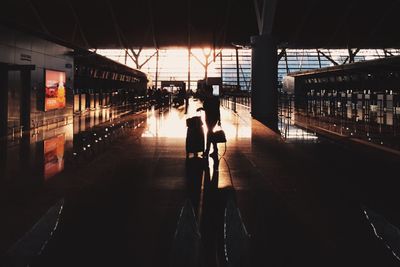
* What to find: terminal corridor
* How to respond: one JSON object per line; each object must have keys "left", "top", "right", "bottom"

{"left": 1, "top": 100, "right": 399, "bottom": 266}
{"left": 3, "top": 1, "right": 400, "bottom": 266}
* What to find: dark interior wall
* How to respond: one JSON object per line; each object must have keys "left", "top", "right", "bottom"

{"left": 7, "top": 71, "right": 21, "bottom": 127}
{"left": 0, "top": 24, "right": 74, "bottom": 130}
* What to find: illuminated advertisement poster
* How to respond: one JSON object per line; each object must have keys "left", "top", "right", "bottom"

{"left": 45, "top": 70, "right": 66, "bottom": 111}
{"left": 44, "top": 134, "right": 65, "bottom": 180}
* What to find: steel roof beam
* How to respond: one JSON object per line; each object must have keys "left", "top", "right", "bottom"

{"left": 343, "top": 48, "right": 361, "bottom": 64}
{"left": 66, "top": 0, "right": 90, "bottom": 48}
{"left": 26, "top": 0, "right": 49, "bottom": 35}
{"left": 317, "top": 50, "right": 339, "bottom": 66}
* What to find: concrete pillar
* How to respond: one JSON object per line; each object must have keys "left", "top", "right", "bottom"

{"left": 0, "top": 67, "right": 8, "bottom": 137}
{"left": 90, "top": 93, "right": 94, "bottom": 110}
{"left": 86, "top": 93, "right": 90, "bottom": 109}
{"left": 251, "top": 34, "right": 278, "bottom": 131}
{"left": 74, "top": 94, "right": 80, "bottom": 112}
{"left": 103, "top": 92, "right": 107, "bottom": 106}
{"left": 20, "top": 70, "right": 31, "bottom": 132}
{"left": 78, "top": 91, "right": 81, "bottom": 112}
{"left": 80, "top": 94, "right": 86, "bottom": 111}
{"left": 95, "top": 93, "right": 99, "bottom": 109}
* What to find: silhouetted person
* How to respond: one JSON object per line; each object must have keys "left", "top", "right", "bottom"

{"left": 178, "top": 87, "right": 185, "bottom": 102}
{"left": 162, "top": 89, "right": 169, "bottom": 107}
{"left": 197, "top": 85, "right": 221, "bottom": 157}
{"left": 183, "top": 89, "right": 189, "bottom": 114}
{"left": 147, "top": 87, "right": 154, "bottom": 106}
{"left": 155, "top": 88, "right": 162, "bottom": 109}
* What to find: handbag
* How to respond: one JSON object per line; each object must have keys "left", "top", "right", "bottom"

{"left": 211, "top": 127, "right": 227, "bottom": 143}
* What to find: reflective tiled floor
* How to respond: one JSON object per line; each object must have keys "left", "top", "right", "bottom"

{"left": 2, "top": 99, "right": 400, "bottom": 266}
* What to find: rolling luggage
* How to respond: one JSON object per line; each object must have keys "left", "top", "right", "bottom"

{"left": 186, "top": 116, "right": 204, "bottom": 157}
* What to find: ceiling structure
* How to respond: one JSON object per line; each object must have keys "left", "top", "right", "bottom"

{"left": 290, "top": 55, "right": 400, "bottom": 78}
{"left": 2, "top": 0, "right": 400, "bottom": 49}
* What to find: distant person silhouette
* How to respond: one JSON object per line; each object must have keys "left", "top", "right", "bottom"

{"left": 155, "top": 88, "right": 162, "bottom": 108}
{"left": 197, "top": 85, "right": 221, "bottom": 158}
{"left": 184, "top": 89, "right": 189, "bottom": 114}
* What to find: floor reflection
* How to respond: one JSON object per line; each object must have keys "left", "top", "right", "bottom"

{"left": 279, "top": 116, "right": 319, "bottom": 143}
{"left": 44, "top": 134, "right": 66, "bottom": 180}
{"left": 142, "top": 98, "right": 251, "bottom": 140}
{"left": 183, "top": 150, "right": 236, "bottom": 266}
{"left": 201, "top": 156, "right": 223, "bottom": 267}
{"left": 280, "top": 91, "right": 400, "bottom": 150}
{"left": 221, "top": 111, "right": 251, "bottom": 140}
{"left": 184, "top": 154, "right": 222, "bottom": 267}
{"left": 73, "top": 105, "right": 135, "bottom": 134}
{"left": 0, "top": 103, "right": 149, "bottom": 257}
{"left": 1, "top": 123, "right": 73, "bottom": 185}
{"left": 0, "top": 104, "right": 145, "bottom": 185}
{"left": 142, "top": 106, "right": 188, "bottom": 138}
{"left": 185, "top": 157, "right": 204, "bottom": 216}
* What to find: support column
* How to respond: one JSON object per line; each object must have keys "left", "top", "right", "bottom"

{"left": 234, "top": 47, "right": 241, "bottom": 112}
{"left": 80, "top": 93, "right": 85, "bottom": 111}
{"left": 0, "top": 67, "right": 8, "bottom": 137}
{"left": 99, "top": 90, "right": 103, "bottom": 107}
{"left": 20, "top": 70, "right": 31, "bottom": 132}
{"left": 235, "top": 47, "right": 240, "bottom": 90}
{"left": 77, "top": 90, "right": 81, "bottom": 111}
{"left": 251, "top": 34, "right": 278, "bottom": 130}
{"left": 188, "top": 47, "right": 191, "bottom": 93}
{"left": 155, "top": 50, "right": 159, "bottom": 89}
{"left": 220, "top": 51, "right": 223, "bottom": 83}
{"left": 186, "top": 47, "right": 191, "bottom": 114}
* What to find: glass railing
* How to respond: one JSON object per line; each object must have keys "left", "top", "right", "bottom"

{"left": 279, "top": 91, "right": 400, "bottom": 151}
